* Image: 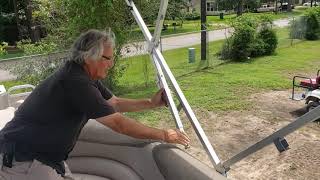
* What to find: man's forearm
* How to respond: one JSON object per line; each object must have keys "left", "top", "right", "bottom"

{"left": 96, "top": 113, "right": 165, "bottom": 141}
{"left": 113, "top": 98, "right": 156, "bottom": 112}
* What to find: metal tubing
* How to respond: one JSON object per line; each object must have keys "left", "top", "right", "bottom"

{"left": 126, "top": 0, "right": 184, "bottom": 131}
{"left": 153, "top": 48, "right": 222, "bottom": 169}
{"left": 151, "top": 0, "right": 168, "bottom": 48}
{"left": 151, "top": 54, "right": 184, "bottom": 131}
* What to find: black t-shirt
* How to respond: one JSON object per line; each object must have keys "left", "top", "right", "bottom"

{"left": 0, "top": 61, "right": 115, "bottom": 162}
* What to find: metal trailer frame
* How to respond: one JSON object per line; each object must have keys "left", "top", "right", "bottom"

{"left": 125, "top": 0, "right": 320, "bottom": 176}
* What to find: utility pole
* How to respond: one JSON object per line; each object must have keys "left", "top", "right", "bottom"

{"left": 200, "top": 0, "right": 207, "bottom": 60}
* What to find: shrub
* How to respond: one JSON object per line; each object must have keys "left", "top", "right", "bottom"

{"left": 218, "top": 38, "right": 232, "bottom": 60}
{"left": 257, "top": 28, "right": 278, "bottom": 55}
{"left": 184, "top": 12, "right": 200, "bottom": 20}
{"left": 232, "top": 14, "right": 259, "bottom": 29}
{"left": 16, "top": 39, "right": 58, "bottom": 55}
{"left": 305, "top": 13, "right": 319, "bottom": 40}
{"left": 218, "top": 15, "right": 277, "bottom": 61}
{"left": 290, "top": 7, "right": 320, "bottom": 40}
{"left": 250, "top": 38, "right": 266, "bottom": 57}
{"left": 0, "top": 42, "right": 8, "bottom": 56}
{"left": 229, "top": 25, "right": 255, "bottom": 61}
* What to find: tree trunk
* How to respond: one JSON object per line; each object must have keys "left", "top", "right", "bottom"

{"left": 237, "top": 0, "right": 243, "bottom": 16}
{"left": 12, "top": 0, "right": 21, "bottom": 40}
{"left": 24, "top": 0, "right": 36, "bottom": 42}
{"left": 311, "top": 0, "right": 314, "bottom": 7}
{"left": 275, "top": 0, "right": 278, "bottom": 14}
{"left": 288, "top": 0, "right": 292, "bottom": 12}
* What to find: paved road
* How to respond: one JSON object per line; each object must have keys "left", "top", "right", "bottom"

{"left": 0, "top": 69, "right": 16, "bottom": 82}
{"left": 121, "top": 19, "right": 290, "bottom": 57}
{"left": 0, "top": 19, "right": 290, "bottom": 82}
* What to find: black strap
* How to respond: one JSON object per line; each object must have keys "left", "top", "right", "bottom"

{"left": 2, "top": 141, "right": 15, "bottom": 168}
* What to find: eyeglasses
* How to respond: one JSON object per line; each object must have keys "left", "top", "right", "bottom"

{"left": 101, "top": 55, "right": 113, "bottom": 61}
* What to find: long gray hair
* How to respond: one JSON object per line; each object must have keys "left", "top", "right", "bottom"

{"left": 70, "top": 29, "right": 115, "bottom": 65}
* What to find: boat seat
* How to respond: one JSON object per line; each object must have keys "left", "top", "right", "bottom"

{"left": 67, "top": 157, "right": 141, "bottom": 180}
{"left": 68, "top": 120, "right": 227, "bottom": 180}
{"left": 72, "top": 174, "right": 110, "bottom": 180}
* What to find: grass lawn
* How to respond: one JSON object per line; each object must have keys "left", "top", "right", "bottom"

{"left": 117, "top": 28, "right": 320, "bottom": 123}
{"left": 0, "top": 52, "right": 24, "bottom": 60}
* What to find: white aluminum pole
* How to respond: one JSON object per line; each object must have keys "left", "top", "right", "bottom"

{"left": 126, "top": 0, "right": 184, "bottom": 131}
{"left": 151, "top": 54, "right": 184, "bottom": 131}
{"left": 151, "top": 0, "right": 168, "bottom": 49}
{"left": 152, "top": 48, "right": 223, "bottom": 171}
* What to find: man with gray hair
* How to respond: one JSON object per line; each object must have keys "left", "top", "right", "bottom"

{"left": 0, "top": 29, "right": 190, "bottom": 179}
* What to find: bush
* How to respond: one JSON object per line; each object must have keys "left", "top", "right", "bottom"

{"left": 290, "top": 7, "right": 320, "bottom": 40}
{"left": 218, "top": 39, "right": 232, "bottom": 60}
{"left": 305, "top": 13, "right": 319, "bottom": 40}
{"left": 184, "top": 12, "right": 200, "bottom": 20}
{"left": 250, "top": 38, "right": 266, "bottom": 57}
{"left": 229, "top": 25, "right": 255, "bottom": 61}
{"left": 0, "top": 42, "right": 8, "bottom": 56}
{"left": 16, "top": 39, "right": 58, "bottom": 55}
{"left": 257, "top": 28, "right": 278, "bottom": 55}
{"left": 218, "top": 15, "right": 278, "bottom": 61}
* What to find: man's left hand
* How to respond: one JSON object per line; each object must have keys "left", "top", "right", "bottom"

{"left": 151, "top": 88, "right": 168, "bottom": 107}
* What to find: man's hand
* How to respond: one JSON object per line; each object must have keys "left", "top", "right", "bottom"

{"left": 163, "top": 129, "right": 190, "bottom": 147}
{"left": 151, "top": 88, "right": 168, "bottom": 107}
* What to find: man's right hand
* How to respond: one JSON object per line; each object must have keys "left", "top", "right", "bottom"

{"left": 164, "top": 129, "right": 190, "bottom": 147}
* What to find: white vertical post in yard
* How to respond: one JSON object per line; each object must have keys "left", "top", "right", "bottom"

{"left": 125, "top": 0, "right": 224, "bottom": 173}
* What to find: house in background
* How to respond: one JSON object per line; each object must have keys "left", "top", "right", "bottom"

{"left": 187, "top": 0, "right": 223, "bottom": 15}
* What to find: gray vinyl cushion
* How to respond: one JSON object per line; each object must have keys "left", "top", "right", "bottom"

{"left": 67, "top": 157, "right": 142, "bottom": 180}
{"left": 72, "top": 174, "right": 111, "bottom": 180}
{"left": 153, "top": 144, "right": 227, "bottom": 180}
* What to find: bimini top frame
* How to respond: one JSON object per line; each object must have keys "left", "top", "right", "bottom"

{"left": 125, "top": 0, "right": 223, "bottom": 173}
{"left": 125, "top": 0, "right": 320, "bottom": 176}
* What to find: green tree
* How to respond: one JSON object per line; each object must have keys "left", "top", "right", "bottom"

{"left": 30, "top": 0, "right": 136, "bottom": 89}
{"left": 166, "top": 0, "right": 186, "bottom": 21}
{"left": 136, "top": 0, "right": 160, "bottom": 25}
{"left": 237, "top": 0, "right": 244, "bottom": 16}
